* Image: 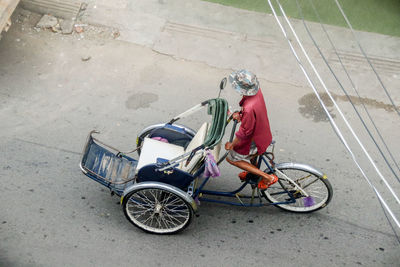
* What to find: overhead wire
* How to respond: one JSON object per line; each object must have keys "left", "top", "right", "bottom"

{"left": 294, "top": 0, "right": 400, "bottom": 184}
{"left": 334, "top": 0, "right": 400, "bottom": 117}
{"left": 296, "top": 0, "right": 400, "bottom": 243}
{"left": 265, "top": 0, "right": 400, "bottom": 229}
{"left": 273, "top": 0, "right": 400, "bottom": 206}
{"left": 377, "top": 185, "right": 400, "bottom": 243}
{"left": 307, "top": 0, "right": 400, "bottom": 179}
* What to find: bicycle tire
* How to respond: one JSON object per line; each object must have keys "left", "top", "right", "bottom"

{"left": 122, "top": 187, "right": 193, "bottom": 234}
{"left": 262, "top": 163, "right": 333, "bottom": 213}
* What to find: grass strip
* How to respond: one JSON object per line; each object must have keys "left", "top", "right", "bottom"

{"left": 203, "top": 0, "right": 400, "bottom": 37}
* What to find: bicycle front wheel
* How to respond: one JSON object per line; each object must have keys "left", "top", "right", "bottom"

{"left": 262, "top": 163, "right": 333, "bottom": 213}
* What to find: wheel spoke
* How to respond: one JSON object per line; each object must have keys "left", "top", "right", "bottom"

{"left": 160, "top": 193, "right": 173, "bottom": 206}
{"left": 133, "top": 193, "right": 155, "bottom": 208}
{"left": 124, "top": 188, "right": 192, "bottom": 233}
{"left": 163, "top": 210, "right": 185, "bottom": 225}
{"left": 141, "top": 191, "right": 157, "bottom": 206}
{"left": 162, "top": 214, "right": 175, "bottom": 229}
{"left": 128, "top": 198, "right": 153, "bottom": 210}
{"left": 130, "top": 210, "right": 151, "bottom": 217}
{"left": 164, "top": 204, "right": 188, "bottom": 214}
{"left": 149, "top": 189, "right": 160, "bottom": 204}
{"left": 262, "top": 167, "right": 332, "bottom": 212}
{"left": 135, "top": 211, "right": 152, "bottom": 223}
{"left": 294, "top": 173, "right": 311, "bottom": 182}
{"left": 164, "top": 197, "right": 182, "bottom": 207}
{"left": 300, "top": 178, "right": 321, "bottom": 189}
{"left": 154, "top": 214, "right": 163, "bottom": 229}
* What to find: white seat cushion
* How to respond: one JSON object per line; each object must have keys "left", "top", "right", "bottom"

{"left": 136, "top": 137, "right": 184, "bottom": 172}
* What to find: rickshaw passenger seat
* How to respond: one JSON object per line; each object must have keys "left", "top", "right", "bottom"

{"left": 148, "top": 125, "right": 192, "bottom": 148}
{"left": 179, "top": 122, "right": 209, "bottom": 173}
{"left": 136, "top": 138, "right": 185, "bottom": 172}
{"left": 136, "top": 122, "right": 209, "bottom": 174}
{"left": 211, "top": 142, "right": 221, "bottom": 162}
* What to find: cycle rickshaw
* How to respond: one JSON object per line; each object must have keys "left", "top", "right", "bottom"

{"left": 80, "top": 78, "right": 333, "bottom": 234}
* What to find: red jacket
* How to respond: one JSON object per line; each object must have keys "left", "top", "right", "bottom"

{"left": 234, "top": 89, "right": 273, "bottom": 155}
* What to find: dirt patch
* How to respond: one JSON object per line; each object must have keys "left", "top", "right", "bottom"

{"left": 298, "top": 92, "right": 399, "bottom": 122}
{"left": 298, "top": 92, "right": 334, "bottom": 122}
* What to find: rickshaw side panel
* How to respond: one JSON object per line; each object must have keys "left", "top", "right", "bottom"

{"left": 137, "top": 164, "right": 195, "bottom": 190}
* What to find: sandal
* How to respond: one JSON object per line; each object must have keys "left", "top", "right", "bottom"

{"left": 238, "top": 171, "right": 248, "bottom": 181}
{"left": 258, "top": 174, "right": 278, "bottom": 190}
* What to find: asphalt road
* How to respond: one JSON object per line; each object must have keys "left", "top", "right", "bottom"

{"left": 0, "top": 3, "right": 399, "bottom": 266}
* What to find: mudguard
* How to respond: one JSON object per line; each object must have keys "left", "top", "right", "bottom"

{"left": 275, "top": 162, "right": 325, "bottom": 178}
{"left": 121, "top": 181, "right": 198, "bottom": 212}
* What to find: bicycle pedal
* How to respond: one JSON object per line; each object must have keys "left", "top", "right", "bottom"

{"left": 246, "top": 173, "right": 260, "bottom": 183}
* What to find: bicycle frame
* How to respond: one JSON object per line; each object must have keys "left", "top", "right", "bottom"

{"left": 193, "top": 153, "right": 298, "bottom": 207}
{"left": 190, "top": 120, "right": 298, "bottom": 207}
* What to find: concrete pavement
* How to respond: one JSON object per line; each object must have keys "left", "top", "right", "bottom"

{"left": 0, "top": 0, "right": 399, "bottom": 266}
{"left": 84, "top": 0, "right": 400, "bottom": 97}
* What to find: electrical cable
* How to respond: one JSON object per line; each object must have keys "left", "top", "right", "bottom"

{"left": 376, "top": 186, "right": 400, "bottom": 243}
{"left": 266, "top": 0, "right": 400, "bottom": 229}
{"left": 294, "top": 0, "right": 400, "bottom": 184}
{"left": 274, "top": 0, "right": 400, "bottom": 206}
{"left": 308, "top": 0, "right": 400, "bottom": 178}
{"left": 334, "top": 0, "right": 400, "bottom": 117}
{"left": 296, "top": 0, "right": 400, "bottom": 243}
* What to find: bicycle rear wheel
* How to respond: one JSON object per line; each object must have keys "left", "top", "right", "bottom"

{"left": 262, "top": 163, "right": 333, "bottom": 213}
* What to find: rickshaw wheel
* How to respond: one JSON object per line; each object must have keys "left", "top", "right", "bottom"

{"left": 122, "top": 187, "right": 193, "bottom": 234}
{"left": 261, "top": 165, "right": 333, "bottom": 213}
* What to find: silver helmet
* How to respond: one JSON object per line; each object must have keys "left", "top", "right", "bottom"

{"left": 229, "top": 69, "right": 259, "bottom": 96}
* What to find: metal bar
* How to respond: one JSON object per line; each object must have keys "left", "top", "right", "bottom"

{"left": 157, "top": 149, "right": 205, "bottom": 171}
{"left": 260, "top": 155, "right": 274, "bottom": 173}
{"left": 193, "top": 176, "right": 210, "bottom": 197}
{"left": 217, "top": 119, "right": 238, "bottom": 165}
{"left": 168, "top": 103, "right": 205, "bottom": 124}
{"left": 199, "top": 197, "right": 261, "bottom": 207}
{"left": 199, "top": 182, "right": 249, "bottom": 197}
{"left": 275, "top": 168, "right": 309, "bottom": 197}
{"left": 199, "top": 197, "right": 293, "bottom": 207}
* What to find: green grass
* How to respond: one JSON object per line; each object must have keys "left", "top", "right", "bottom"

{"left": 203, "top": 0, "right": 400, "bottom": 37}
